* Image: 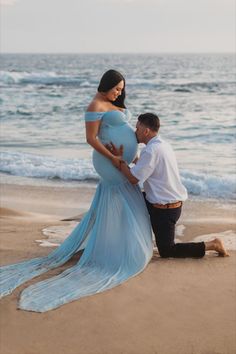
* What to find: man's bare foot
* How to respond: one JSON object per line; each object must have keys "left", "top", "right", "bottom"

{"left": 205, "top": 238, "right": 230, "bottom": 256}
{"left": 213, "top": 238, "right": 230, "bottom": 257}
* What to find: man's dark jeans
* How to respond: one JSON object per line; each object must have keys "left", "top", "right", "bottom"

{"left": 144, "top": 195, "right": 205, "bottom": 258}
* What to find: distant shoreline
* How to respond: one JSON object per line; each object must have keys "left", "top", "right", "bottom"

{"left": 1, "top": 51, "right": 235, "bottom": 55}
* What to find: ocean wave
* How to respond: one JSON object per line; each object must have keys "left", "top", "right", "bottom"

{"left": 172, "top": 81, "right": 233, "bottom": 93}
{"left": 128, "top": 79, "right": 235, "bottom": 94}
{"left": 0, "top": 70, "right": 93, "bottom": 87}
{"left": 1, "top": 70, "right": 235, "bottom": 94}
{"left": 181, "top": 170, "right": 236, "bottom": 200}
{"left": 0, "top": 151, "right": 98, "bottom": 181}
{"left": 0, "top": 151, "right": 235, "bottom": 200}
{"left": 174, "top": 88, "right": 192, "bottom": 93}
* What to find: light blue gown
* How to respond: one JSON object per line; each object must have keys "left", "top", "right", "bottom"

{"left": 0, "top": 109, "right": 153, "bottom": 312}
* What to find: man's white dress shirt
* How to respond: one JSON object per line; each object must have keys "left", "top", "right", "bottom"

{"left": 130, "top": 135, "right": 188, "bottom": 204}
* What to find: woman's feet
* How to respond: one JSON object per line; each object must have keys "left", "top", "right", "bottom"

{"left": 205, "top": 238, "right": 230, "bottom": 257}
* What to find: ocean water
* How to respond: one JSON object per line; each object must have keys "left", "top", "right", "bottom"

{"left": 0, "top": 53, "right": 235, "bottom": 200}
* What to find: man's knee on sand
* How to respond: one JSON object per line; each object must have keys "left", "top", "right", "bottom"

{"left": 156, "top": 243, "right": 174, "bottom": 258}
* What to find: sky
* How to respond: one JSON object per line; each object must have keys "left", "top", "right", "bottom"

{"left": 0, "top": 0, "right": 235, "bottom": 53}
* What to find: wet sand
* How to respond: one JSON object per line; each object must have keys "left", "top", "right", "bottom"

{"left": 0, "top": 183, "right": 236, "bottom": 354}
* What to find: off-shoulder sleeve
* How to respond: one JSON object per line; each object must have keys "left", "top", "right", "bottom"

{"left": 84, "top": 112, "right": 104, "bottom": 122}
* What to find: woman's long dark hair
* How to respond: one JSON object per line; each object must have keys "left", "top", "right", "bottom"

{"left": 97, "top": 69, "right": 126, "bottom": 108}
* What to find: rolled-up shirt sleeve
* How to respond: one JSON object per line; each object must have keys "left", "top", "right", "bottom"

{"left": 130, "top": 148, "right": 157, "bottom": 183}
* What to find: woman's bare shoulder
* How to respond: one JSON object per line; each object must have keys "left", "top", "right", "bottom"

{"left": 86, "top": 100, "right": 106, "bottom": 112}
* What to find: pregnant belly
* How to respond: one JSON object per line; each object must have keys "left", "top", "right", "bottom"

{"left": 93, "top": 125, "right": 138, "bottom": 184}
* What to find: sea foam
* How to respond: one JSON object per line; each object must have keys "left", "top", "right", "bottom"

{"left": 0, "top": 151, "right": 235, "bottom": 200}
{"left": 0, "top": 70, "right": 90, "bottom": 87}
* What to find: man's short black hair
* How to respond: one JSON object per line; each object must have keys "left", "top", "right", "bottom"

{"left": 138, "top": 113, "right": 160, "bottom": 132}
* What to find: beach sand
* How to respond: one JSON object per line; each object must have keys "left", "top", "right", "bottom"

{"left": 0, "top": 183, "right": 236, "bottom": 354}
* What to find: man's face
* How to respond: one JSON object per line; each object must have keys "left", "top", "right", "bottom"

{"left": 135, "top": 121, "right": 148, "bottom": 143}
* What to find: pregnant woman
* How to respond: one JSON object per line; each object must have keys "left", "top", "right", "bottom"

{"left": 0, "top": 70, "right": 153, "bottom": 312}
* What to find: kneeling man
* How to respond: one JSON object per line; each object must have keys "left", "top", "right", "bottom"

{"left": 108, "top": 113, "right": 228, "bottom": 258}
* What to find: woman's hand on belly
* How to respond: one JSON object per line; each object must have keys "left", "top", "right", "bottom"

{"left": 105, "top": 142, "right": 124, "bottom": 157}
{"left": 105, "top": 142, "right": 124, "bottom": 169}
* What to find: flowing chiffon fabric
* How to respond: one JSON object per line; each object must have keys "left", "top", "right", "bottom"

{"left": 0, "top": 109, "right": 153, "bottom": 312}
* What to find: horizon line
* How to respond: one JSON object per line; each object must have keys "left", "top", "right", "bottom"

{"left": 0, "top": 51, "right": 235, "bottom": 55}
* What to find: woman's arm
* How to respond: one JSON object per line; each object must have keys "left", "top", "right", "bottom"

{"left": 85, "top": 121, "right": 121, "bottom": 168}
